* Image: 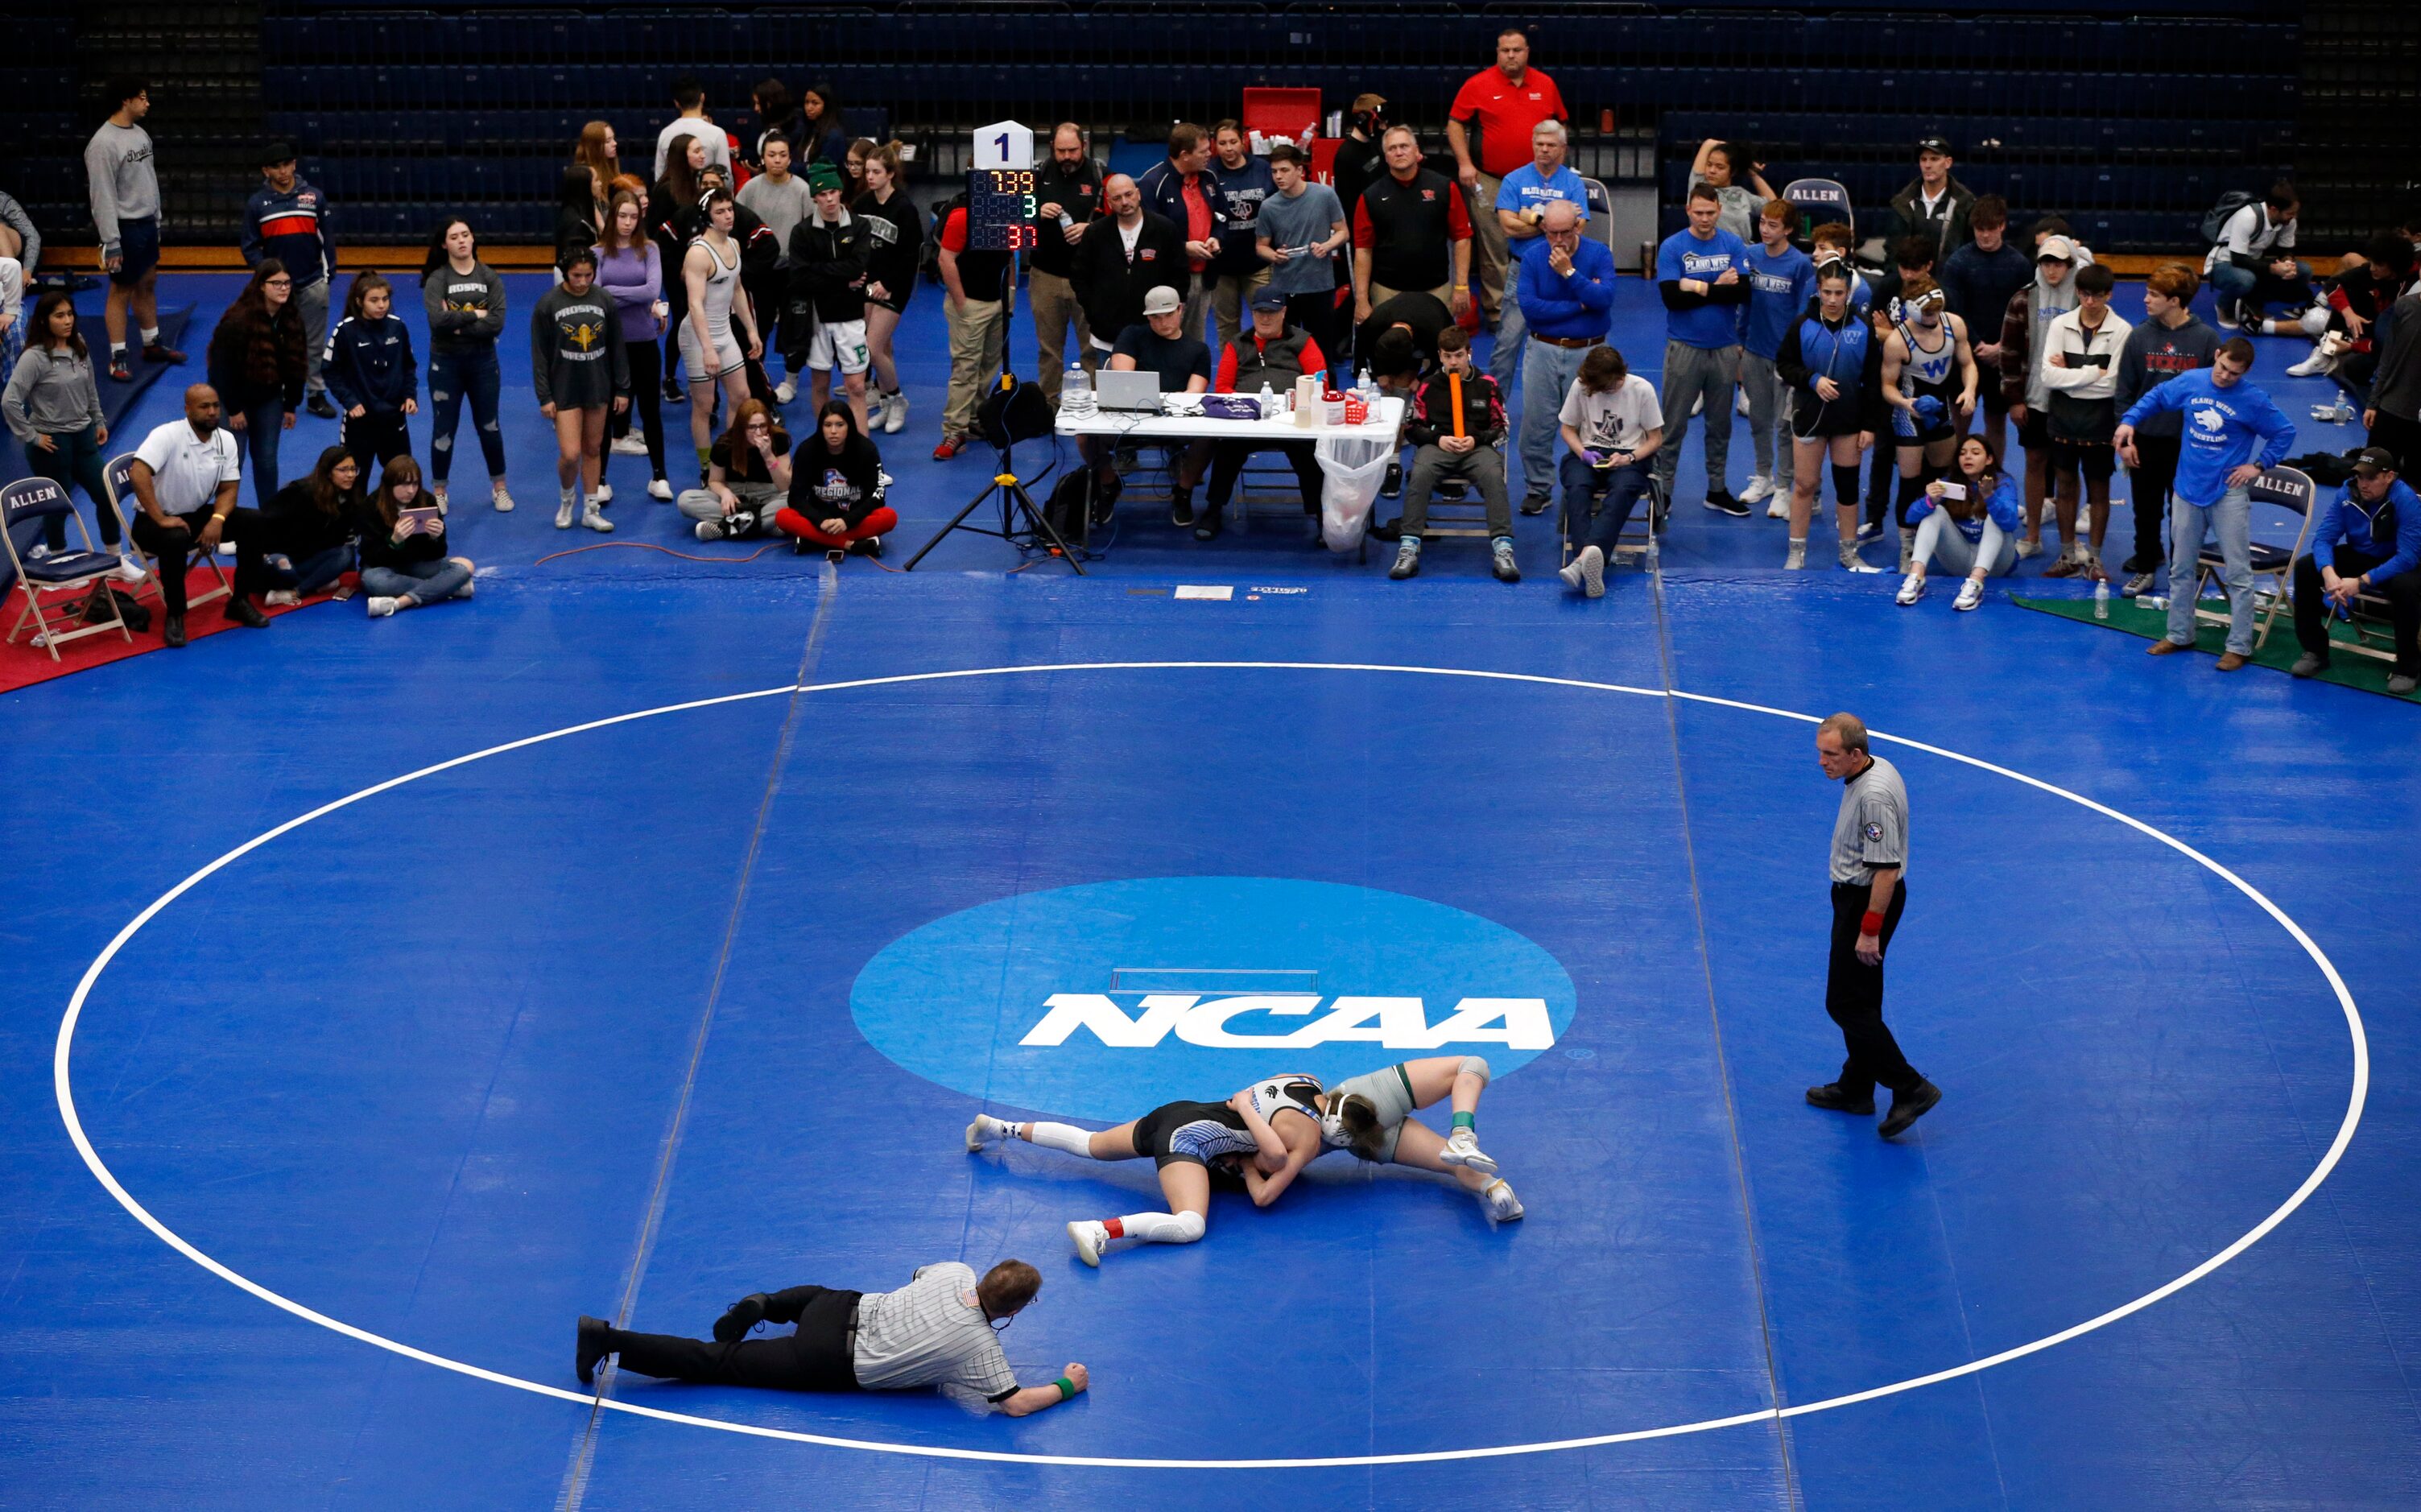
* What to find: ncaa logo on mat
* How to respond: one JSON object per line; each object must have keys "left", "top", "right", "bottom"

{"left": 849, "top": 876, "right": 1577, "bottom": 1122}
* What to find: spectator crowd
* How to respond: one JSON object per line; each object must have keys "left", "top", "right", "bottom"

{"left": 4, "top": 48, "right": 2416, "bottom": 689}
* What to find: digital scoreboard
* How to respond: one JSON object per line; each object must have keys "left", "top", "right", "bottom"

{"left": 965, "top": 167, "right": 1039, "bottom": 252}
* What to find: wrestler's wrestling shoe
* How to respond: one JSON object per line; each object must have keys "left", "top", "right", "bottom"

{"left": 1440, "top": 1126, "right": 1499, "bottom": 1175}
{"left": 1068, "top": 1220, "right": 1111, "bottom": 1266}
{"left": 966, "top": 1114, "right": 1010, "bottom": 1151}
{"left": 1481, "top": 1179, "right": 1525, "bottom": 1222}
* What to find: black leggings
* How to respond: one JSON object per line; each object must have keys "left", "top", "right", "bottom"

{"left": 607, "top": 339, "right": 668, "bottom": 482}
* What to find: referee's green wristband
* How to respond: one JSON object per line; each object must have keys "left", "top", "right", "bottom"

{"left": 1054, "top": 1376, "right": 1076, "bottom": 1402}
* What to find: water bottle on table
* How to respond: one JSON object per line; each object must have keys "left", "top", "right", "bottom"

{"left": 1063, "top": 366, "right": 1093, "bottom": 417}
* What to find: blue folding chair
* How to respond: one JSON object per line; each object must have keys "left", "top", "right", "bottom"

{"left": 2194, "top": 465, "right": 2316, "bottom": 651}
{"left": 1782, "top": 177, "right": 1852, "bottom": 250}
{"left": 2, "top": 476, "right": 133, "bottom": 660}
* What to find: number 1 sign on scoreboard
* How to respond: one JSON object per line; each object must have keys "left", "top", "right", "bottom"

{"left": 973, "top": 120, "right": 1035, "bottom": 171}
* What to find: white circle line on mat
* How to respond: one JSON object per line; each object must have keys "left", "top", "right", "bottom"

{"left": 53, "top": 661, "right": 2367, "bottom": 1469}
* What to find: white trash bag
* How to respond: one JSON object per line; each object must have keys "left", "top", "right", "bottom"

{"left": 1314, "top": 432, "right": 1394, "bottom": 552}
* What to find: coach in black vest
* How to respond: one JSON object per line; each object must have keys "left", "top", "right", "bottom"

{"left": 1194, "top": 287, "right": 1332, "bottom": 541}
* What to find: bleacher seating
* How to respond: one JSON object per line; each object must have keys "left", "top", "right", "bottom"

{"left": 9, "top": 3, "right": 2303, "bottom": 256}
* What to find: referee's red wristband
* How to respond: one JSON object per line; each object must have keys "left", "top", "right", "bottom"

{"left": 1861, "top": 911, "right": 1885, "bottom": 936}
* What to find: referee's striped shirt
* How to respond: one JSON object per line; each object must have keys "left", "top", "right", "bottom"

{"left": 852, "top": 1262, "right": 1020, "bottom": 1401}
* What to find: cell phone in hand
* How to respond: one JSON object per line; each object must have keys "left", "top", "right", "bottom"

{"left": 1936, "top": 481, "right": 1967, "bottom": 500}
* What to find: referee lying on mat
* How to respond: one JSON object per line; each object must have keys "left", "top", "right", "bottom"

{"left": 576, "top": 1258, "right": 1088, "bottom": 1415}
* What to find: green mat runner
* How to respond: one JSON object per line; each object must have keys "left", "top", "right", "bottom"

{"left": 2011, "top": 592, "right": 2416, "bottom": 701}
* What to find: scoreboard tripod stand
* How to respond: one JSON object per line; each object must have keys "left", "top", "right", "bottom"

{"left": 904, "top": 151, "right": 1084, "bottom": 573}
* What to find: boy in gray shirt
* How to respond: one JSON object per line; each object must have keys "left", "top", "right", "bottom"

{"left": 84, "top": 77, "right": 183, "bottom": 380}
{"left": 1254, "top": 144, "right": 1350, "bottom": 366}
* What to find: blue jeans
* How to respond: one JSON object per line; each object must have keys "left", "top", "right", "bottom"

{"left": 1489, "top": 293, "right": 1527, "bottom": 393}
{"left": 2209, "top": 259, "right": 2312, "bottom": 316}
{"left": 428, "top": 345, "right": 506, "bottom": 485}
{"left": 2167, "top": 488, "right": 2253, "bottom": 654}
{"left": 266, "top": 543, "right": 354, "bottom": 597}
{"left": 361, "top": 556, "right": 473, "bottom": 604}
{"left": 28, "top": 425, "right": 120, "bottom": 551}
{"left": 1560, "top": 455, "right": 1650, "bottom": 556}
{"left": 1519, "top": 338, "right": 1592, "bottom": 501}
{"left": 235, "top": 399, "right": 288, "bottom": 510}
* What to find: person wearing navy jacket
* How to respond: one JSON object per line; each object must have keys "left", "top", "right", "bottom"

{"left": 321, "top": 271, "right": 418, "bottom": 473}
{"left": 1776, "top": 262, "right": 1886, "bottom": 571}
{"left": 1135, "top": 124, "right": 1225, "bottom": 341}
{"left": 2113, "top": 337, "right": 2296, "bottom": 668}
{"left": 244, "top": 142, "right": 339, "bottom": 417}
{"left": 2291, "top": 446, "right": 2421, "bottom": 691}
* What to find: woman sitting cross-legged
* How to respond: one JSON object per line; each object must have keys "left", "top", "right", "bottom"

{"left": 1896, "top": 432, "right": 2021, "bottom": 611}
{"left": 775, "top": 401, "right": 897, "bottom": 561}
{"left": 262, "top": 444, "right": 366, "bottom": 605}
{"left": 354, "top": 455, "right": 474, "bottom": 618}
{"left": 678, "top": 399, "right": 791, "bottom": 540}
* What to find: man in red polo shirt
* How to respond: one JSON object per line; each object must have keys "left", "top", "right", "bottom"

{"left": 1447, "top": 27, "right": 1568, "bottom": 329}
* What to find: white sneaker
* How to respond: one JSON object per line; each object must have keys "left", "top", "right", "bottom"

{"left": 1441, "top": 1126, "right": 1499, "bottom": 1174}
{"left": 695, "top": 518, "right": 725, "bottom": 541}
{"left": 1558, "top": 556, "right": 1585, "bottom": 590}
{"left": 491, "top": 487, "right": 514, "bottom": 514}
{"left": 2286, "top": 347, "right": 2338, "bottom": 378}
{"left": 1578, "top": 543, "right": 1605, "bottom": 597}
{"left": 610, "top": 434, "right": 648, "bottom": 456}
{"left": 775, "top": 378, "right": 798, "bottom": 405}
{"left": 866, "top": 391, "right": 889, "bottom": 430}
{"left": 1840, "top": 543, "right": 1882, "bottom": 573}
{"left": 580, "top": 506, "right": 614, "bottom": 533}
{"left": 2014, "top": 538, "right": 2043, "bottom": 560}
{"left": 2076, "top": 504, "right": 2092, "bottom": 535}
{"left": 882, "top": 393, "right": 907, "bottom": 434}
{"left": 452, "top": 577, "right": 474, "bottom": 600}
{"left": 24, "top": 543, "right": 53, "bottom": 561}
{"left": 1736, "top": 386, "right": 1752, "bottom": 416}
{"left": 647, "top": 477, "right": 674, "bottom": 502}
{"left": 114, "top": 555, "right": 147, "bottom": 583}
{"left": 593, "top": 482, "right": 613, "bottom": 505}
{"left": 1068, "top": 1219, "right": 1110, "bottom": 1266}
{"left": 1895, "top": 571, "right": 1925, "bottom": 605}
{"left": 1482, "top": 1179, "right": 1524, "bottom": 1222}
{"left": 1766, "top": 492, "right": 1790, "bottom": 518}
{"left": 965, "top": 1114, "right": 1008, "bottom": 1151}
{"left": 1785, "top": 539, "right": 1807, "bottom": 570}
{"left": 264, "top": 589, "right": 300, "bottom": 607}
{"left": 555, "top": 496, "right": 576, "bottom": 529}
{"left": 1953, "top": 577, "right": 1985, "bottom": 611}
{"left": 1738, "top": 474, "right": 1773, "bottom": 506}
{"left": 366, "top": 595, "right": 398, "bottom": 618}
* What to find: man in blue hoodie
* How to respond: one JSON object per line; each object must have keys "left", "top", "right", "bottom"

{"left": 2113, "top": 337, "right": 2296, "bottom": 668}
{"left": 2290, "top": 446, "right": 2420, "bottom": 692}
{"left": 244, "top": 141, "right": 338, "bottom": 418}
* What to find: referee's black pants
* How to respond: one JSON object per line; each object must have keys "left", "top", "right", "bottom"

{"left": 1826, "top": 879, "right": 1922, "bottom": 1097}
{"left": 608, "top": 1285, "right": 864, "bottom": 1392}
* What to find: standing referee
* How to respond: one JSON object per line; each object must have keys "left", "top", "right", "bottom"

{"left": 1807, "top": 713, "right": 1941, "bottom": 1138}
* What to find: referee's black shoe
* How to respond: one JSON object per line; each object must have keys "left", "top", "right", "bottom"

{"left": 1804, "top": 1083, "right": 1875, "bottom": 1116}
{"left": 1878, "top": 1080, "right": 1943, "bottom": 1139}
{"left": 713, "top": 1293, "right": 771, "bottom": 1342}
{"left": 576, "top": 1315, "right": 613, "bottom": 1385}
